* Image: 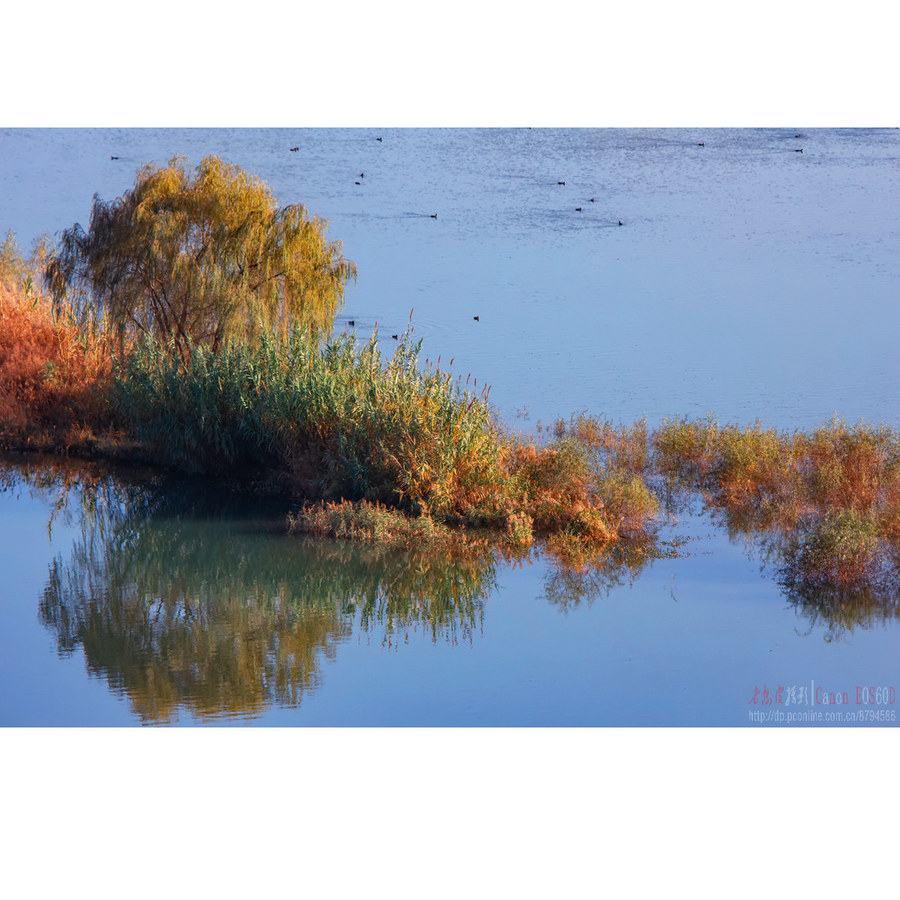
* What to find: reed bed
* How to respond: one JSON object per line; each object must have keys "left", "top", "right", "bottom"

{"left": 113, "top": 330, "right": 511, "bottom": 521}
{"left": 288, "top": 499, "right": 465, "bottom": 549}
{"left": 115, "top": 332, "right": 658, "bottom": 556}
{"left": 653, "top": 416, "right": 900, "bottom": 587}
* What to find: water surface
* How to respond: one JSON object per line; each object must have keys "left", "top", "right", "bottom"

{"left": 3, "top": 127, "right": 898, "bottom": 429}
{"left": 1, "top": 456, "right": 896, "bottom": 726}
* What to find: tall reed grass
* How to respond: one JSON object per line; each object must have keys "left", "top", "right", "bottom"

{"left": 113, "top": 330, "right": 513, "bottom": 520}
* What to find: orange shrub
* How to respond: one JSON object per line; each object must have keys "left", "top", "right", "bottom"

{"left": 0, "top": 280, "right": 113, "bottom": 445}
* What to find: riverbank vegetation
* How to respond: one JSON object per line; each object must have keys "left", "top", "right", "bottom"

{"left": 0, "top": 231, "right": 116, "bottom": 450}
{"left": 3, "top": 157, "right": 900, "bottom": 592}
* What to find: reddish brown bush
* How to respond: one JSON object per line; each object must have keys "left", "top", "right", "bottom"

{"left": 0, "top": 280, "right": 113, "bottom": 446}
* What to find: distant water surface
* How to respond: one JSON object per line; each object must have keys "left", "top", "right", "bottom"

{"left": 2, "top": 127, "right": 898, "bottom": 431}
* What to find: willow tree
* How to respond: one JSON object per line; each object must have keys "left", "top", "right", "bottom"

{"left": 45, "top": 155, "right": 356, "bottom": 359}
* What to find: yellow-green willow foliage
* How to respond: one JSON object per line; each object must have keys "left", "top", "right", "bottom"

{"left": 45, "top": 156, "right": 356, "bottom": 359}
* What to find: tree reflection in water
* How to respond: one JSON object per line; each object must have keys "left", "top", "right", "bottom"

{"left": 6, "top": 454, "right": 899, "bottom": 722}
{"left": 5, "top": 458, "right": 495, "bottom": 722}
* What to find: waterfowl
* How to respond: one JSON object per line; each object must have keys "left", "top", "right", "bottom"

{"left": 698, "top": 142, "right": 705, "bottom": 147}
{"left": 110, "top": 155, "right": 119, "bottom": 160}
{"left": 376, "top": 137, "right": 383, "bottom": 142}
{"left": 557, "top": 181, "right": 566, "bottom": 185}
{"left": 795, "top": 148, "right": 803, "bottom": 153}
{"left": 618, "top": 220, "right": 624, "bottom": 226}
{"left": 473, "top": 316, "right": 480, "bottom": 321}
{"left": 290, "top": 146, "right": 299, "bottom": 152}
{"left": 360, "top": 173, "right": 364, "bottom": 178}
{"left": 348, "top": 320, "right": 355, "bottom": 326}
{"left": 589, "top": 198, "right": 595, "bottom": 202}
{"left": 430, "top": 213, "right": 437, "bottom": 218}
{"left": 391, "top": 334, "right": 398, "bottom": 340}
{"left": 575, "top": 207, "right": 582, "bottom": 212}
{"left": 355, "top": 181, "right": 361, "bottom": 185}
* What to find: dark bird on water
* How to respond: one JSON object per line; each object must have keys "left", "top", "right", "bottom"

{"left": 589, "top": 198, "right": 595, "bottom": 202}
{"left": 110, "top": 156, "right": 119, "bottom": 160}
{"left": 391, "top": 334, "right": 398, "bottom": 340}
{"left": 430, "top": 213, "right": 437, "bottom": 218}
{"left": 795, "top": 134, "right": 802, "bottom": 138}
{"left": 360, "top": 173, "right": 364, "bottom": 178}
{"left": 348, "top": 320, "right": 355, "bottom": 326}
{"left": 473, "top": 316, "right": 480, "bottom": 321}
{"left": 557, "top": 181, "right": 566, "bottom": 185}
{"left": 698, "top": 142, "right": 705, "bottom": 147}
{"left": 575, "top": 207, "right": 582, "bottom": 212}
{"left": 376, "top": 137, "right": 383, "bottom": 142}
{"left": 795, "top": 148, "right": 803, "bottom": 153}
{"left": 290, "top": 147, "right": 299, "bottom": 152}
{"left": 618, "top": 220, "right": 624, "bottom": 226}
{"left": 355, "top": 181, "right": 361, "bottom": 185}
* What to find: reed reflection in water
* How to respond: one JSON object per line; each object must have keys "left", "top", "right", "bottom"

{"left": 4, "top": 455, "right": 899, "bottom": 726}
{"left": 19, "top": 463, "right": 495, "bottom": 723}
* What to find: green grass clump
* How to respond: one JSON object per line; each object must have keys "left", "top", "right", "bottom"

{"left": 788, "top": 510, "right": 882, "bottom": 588}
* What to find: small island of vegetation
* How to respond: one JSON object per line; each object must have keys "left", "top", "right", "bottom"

{"left": 0, "top": 156, "right": 658, "bottom": 561}
{"left": 3, "top": 155, "right": 900, "bottom": 595}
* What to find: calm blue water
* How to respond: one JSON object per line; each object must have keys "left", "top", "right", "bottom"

{"left": 1, "top": 128, "right": 899, "bottom": 726}
{"left": 1, "top": 457, "right": 897, "bottom": 726}
{"left": 4, "top": 127, "right": 899, "bottom": 430}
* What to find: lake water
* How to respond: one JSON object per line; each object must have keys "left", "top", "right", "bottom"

{"left": 1, "top": 128, "right": 899, "bottom": 726}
